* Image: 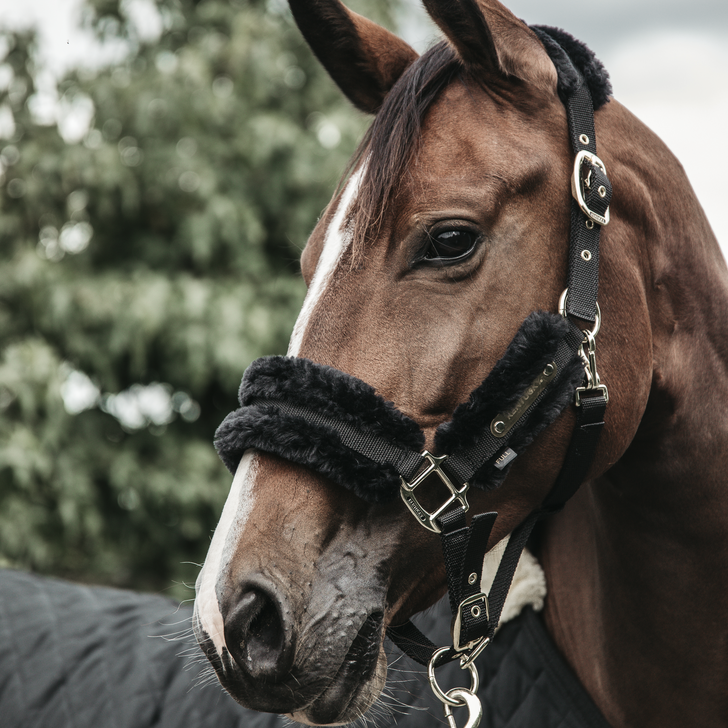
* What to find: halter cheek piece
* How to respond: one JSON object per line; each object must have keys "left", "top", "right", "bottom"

{"left": 215, "top": 27, "right": 612, "bottom": 728}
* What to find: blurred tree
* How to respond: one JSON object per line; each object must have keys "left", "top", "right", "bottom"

{"left": 0, "top": 0, "right": 401, "bottom": 597}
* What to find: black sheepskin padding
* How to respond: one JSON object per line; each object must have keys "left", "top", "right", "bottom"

{"left": 215, "top": 316, "right": 583, "bottom": 502}
{"left": 531, "top": 25, "right": 612, "bottom": 110}
{"left": 435, "top": 312, "right": 584, "bottom": 491}
{"left": 214, "top": 356, "right": 424, "bottom": 503}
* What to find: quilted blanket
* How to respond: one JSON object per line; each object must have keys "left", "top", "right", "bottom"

{"left": 0, "top": 568, "right": 610, "bottom": 727}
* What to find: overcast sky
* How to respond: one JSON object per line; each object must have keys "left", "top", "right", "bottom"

{"left": 2, "top": 0, "right": 727, "bottom": 250}
{"left": 400, "top": 0, "right": 728, "bottom": 54}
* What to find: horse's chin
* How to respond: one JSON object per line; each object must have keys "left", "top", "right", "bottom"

{"left": 291, "top": 611, "right": 388, "bottom": 726}
{"left": 290, "top": 648, "right": 388, "bottom": 726}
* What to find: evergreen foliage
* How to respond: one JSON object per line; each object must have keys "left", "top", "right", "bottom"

{"left": 0, "top": 0, "right": 395, "bottom": 597}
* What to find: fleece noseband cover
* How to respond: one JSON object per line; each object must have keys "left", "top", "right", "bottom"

{"left": 215, "top": 352, "right": 425, "bottom": 503}
{"left": 215, "top": 311, "right": 584, "bottom": 503}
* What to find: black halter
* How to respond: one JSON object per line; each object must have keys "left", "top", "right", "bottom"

{"left": 215, "top": 23, "right": 612, "bottom": 706}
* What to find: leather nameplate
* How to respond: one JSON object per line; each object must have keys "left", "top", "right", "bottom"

{"left": 490, "top": 361, "right": 557, "bottom": 438}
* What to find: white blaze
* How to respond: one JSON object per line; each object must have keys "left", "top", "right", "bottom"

{"left": 194, "top": 165, "right": 366, "bottom": 657}
{"left": 195, "top": 451, "right": 259, "bottom": 654}
{"left": 288, "top": 164, "right": 366, "bottom": 356}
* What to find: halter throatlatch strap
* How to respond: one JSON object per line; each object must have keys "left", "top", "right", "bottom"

{"left": 388, "top": 507, "right": 542, "bottom": 668}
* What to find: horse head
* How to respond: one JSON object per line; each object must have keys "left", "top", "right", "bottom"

{"left": 191, "top": 0, "right": 702, "bottom": 724}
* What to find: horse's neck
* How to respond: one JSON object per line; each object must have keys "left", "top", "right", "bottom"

{"left": 542, "top": 117, "right": 728, "bottom": 727}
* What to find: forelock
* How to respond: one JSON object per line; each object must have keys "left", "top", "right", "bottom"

{"left": 348, "top": 41, "right": 463, "bottom": 252}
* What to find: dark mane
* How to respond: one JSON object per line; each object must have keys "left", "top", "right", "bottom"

{"left": 350, "top": 41, "right": 462, "bottom": 250}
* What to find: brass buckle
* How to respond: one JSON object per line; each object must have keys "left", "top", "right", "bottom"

{"left": 571, "top": 150, "right": 610, "bottom": 226}
{"left": 399, "top": 451, "right": 469, "bottom": 533}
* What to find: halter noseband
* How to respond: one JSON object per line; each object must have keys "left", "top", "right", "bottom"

{"left": 215, "top": 26, "right": 612, "bottom": 727}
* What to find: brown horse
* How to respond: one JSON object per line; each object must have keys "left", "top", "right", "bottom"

{"left": 193, "top": 1, "right": 728, "bottom": 726}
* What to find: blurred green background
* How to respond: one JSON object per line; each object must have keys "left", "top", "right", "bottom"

{"left": 0, "top": 0, "right": 403, "bottom": 599}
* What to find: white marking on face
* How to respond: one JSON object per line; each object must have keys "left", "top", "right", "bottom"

{"left": 194, "top": 165, "right": 366, "bottom": 657}
{"left": 288, "top": 163, "right": 367, "bottom": 356}
{"left": 194, "top": 450, "right": 259, "bottom": 655}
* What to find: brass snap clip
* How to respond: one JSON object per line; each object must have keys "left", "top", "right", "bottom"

{"left": 574, "top": 329, "right": 609, "bottom": 406}
{"left": 558, "top": 289, "right": 609, "bottom": 406}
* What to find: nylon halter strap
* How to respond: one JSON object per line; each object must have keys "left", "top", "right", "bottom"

{"left": 386, "top": 44, "right": 612, "bottom": 701}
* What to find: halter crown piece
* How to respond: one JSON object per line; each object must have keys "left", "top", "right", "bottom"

{"left": 215, "top": 26, "right": 613, "bottom": 728}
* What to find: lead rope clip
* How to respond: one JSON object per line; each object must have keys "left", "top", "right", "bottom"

{"left": 428, "top": 647, "right": 483, "bottom": 728}
{"left": 443, "top": 688, "right": 484, "bottom": 728}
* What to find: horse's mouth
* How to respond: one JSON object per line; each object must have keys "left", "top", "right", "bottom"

{"left": 194, "top": 607, "right": 386, "bottom": 724}
{"left": 295, "top": 611, "right": 385, "bottom": 725}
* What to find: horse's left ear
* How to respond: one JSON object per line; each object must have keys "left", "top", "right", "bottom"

{"left": 288, "top": 0, "right": 419, "bottom": 114}
{"left": 422, "top": 0, "right": 557, "bottom": 92}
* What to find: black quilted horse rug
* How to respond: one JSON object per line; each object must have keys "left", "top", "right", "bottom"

{"left": 0, "top": 568, "right": 609, "bottom": 727}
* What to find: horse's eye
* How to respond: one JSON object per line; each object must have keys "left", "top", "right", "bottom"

{"left": 424, "top": 230, "right": 478, "bottom": 262}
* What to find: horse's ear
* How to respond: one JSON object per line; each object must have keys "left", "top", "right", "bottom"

{"left": 288, "top": 0, "right": 419, "bottom": 113}
{"left": 421, "top": 0, "right": 557, "bottom": 91}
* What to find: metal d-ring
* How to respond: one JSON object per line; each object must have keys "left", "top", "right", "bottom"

{"left": 428, "top": 647, "right": 480, "bottom": 707}
{"left": 558, "top": 288, "right": 601, "bottom": 338}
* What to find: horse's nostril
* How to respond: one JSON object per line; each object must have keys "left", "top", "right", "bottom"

{"left": 248, "top": 596, "right": 280, "bottom": 649}
{"left": 224, "top": 587, "right": 292, "bottom": 680}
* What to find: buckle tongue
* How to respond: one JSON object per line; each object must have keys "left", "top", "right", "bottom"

{"left": 571, "top": 150, "right": 610, "bottom": 226}
{"left": 400, "top": 451, "right": 469, "bottom": 533}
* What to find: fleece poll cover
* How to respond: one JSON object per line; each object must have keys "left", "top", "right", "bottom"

{"left": 215, "top": 312, "right": 584, "bottom": 503}
{"left": 532, "top": 25, "right": 612, "bottom": 110}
